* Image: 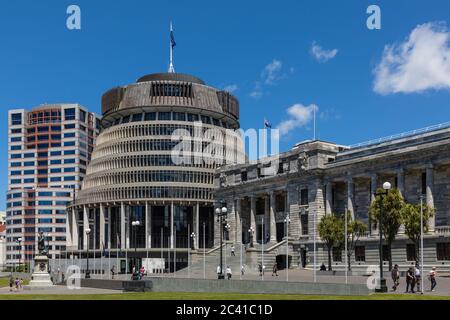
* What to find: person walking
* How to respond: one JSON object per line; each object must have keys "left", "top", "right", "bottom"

{"left": 9, "top": 276, "right": 14, "bottom": 292}
{"left": 231, "top": 245, "right": 235, "bottom": 257}
{"left": 19, "top": 278, "right": 24, "bottom": 290}
{"left": 391, "top": 264, "right": 400, "bottom": 291}
{"left": 415, "top": 262, "right": 421, "bottom": 292}
{"left": 406, "top": 266, "right": 415, "bottom": 293}
{"left": 217, "top": 265, "right": 222, "bottom": 278}
{"left": 258, "top": 263, "right": 263, "bottom": 277}
{"left": 428, "top": 267, "right": 437, "bottom": 292}
{"left": 241, "top": 265, "right": 245, "bottom": 277}
{"left": 111, "top": 265, "right": 115, "bottom": 279}
{"left": 272, "top": 263, "right": 278, "bottom": 277}
{"left": 226, "top": 266, "right": 232, "bottom": 280}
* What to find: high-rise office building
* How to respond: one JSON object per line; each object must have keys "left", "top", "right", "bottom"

{"left": 6, "top": 104, "right": 100, "bottom": 268}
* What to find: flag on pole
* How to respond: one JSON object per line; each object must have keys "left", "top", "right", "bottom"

{"left": 264, "top": 118, "right": 272, "bottom": 129}
{"left": 170, "top": 23, "right": 176, "bottom": 49}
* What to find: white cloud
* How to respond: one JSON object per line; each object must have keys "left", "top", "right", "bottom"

{"left": 250, "top": 59, "right": 290, "bottom": 98}
{"left": 311, "top": 42, "right": 338, "bottom": 63}
{"left": 276, "top": 103, "right": 318, "bottom": 136}
{"left": 262, "top": 59, "right": 283, "bottom": 84}
{"left": 224, "top": 84, "right": 238, "bottom": 93}
{"left": 374, "top": 22, "right": 450, "bottom": 95}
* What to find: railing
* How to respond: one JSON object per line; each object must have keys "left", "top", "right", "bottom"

{"left": 435, "top": 227, "right": 450, "bottom": 235}
{"left": 348, "top": 121, "right": 450, "bottom": 150}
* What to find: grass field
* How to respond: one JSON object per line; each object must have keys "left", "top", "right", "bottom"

{"left": 0, "top": 292, "right": 449, "bottom": 300}
{"left": 0, "top": 277, "right": 29, "bottom": 288}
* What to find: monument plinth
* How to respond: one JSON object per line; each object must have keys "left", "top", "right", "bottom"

{"left": 25, "top": 231, "right": 54, "bottom": 289}
{"left": 26, "top": 255, "right": 54, "bottom": 289}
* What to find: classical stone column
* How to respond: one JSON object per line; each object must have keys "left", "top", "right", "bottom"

{"left": 370, "top": 174, "right": 378, "bottom": 236}
{"left": 309, "top": 180, "right": 325, "bottom": 240}
{"left": 100, "top": 204, "right": 105, "bottom": 248}
{"left": 194, "top": 204, "right": 199, "bottom": 249}
{"left": 235, "top": 199, "right": 242, "bottom": 244}
{"left": 347, "top": 177, "right": 355, "bottom": 220}
{"left": 83, "top": 205, "right": 88, "bottom": 250}
{"left": 397, "top": 169, "right": 405, "bottom": 198}
{"left": 214, "top": 204, "right": 220, "bottom": 247}
{"left": 71, "top": 208, "right": 78, "bottom": 249}
{"left": 397, "top": 169, "right": 406, "bottom": 234}
{"left": 286, "top": 188, "right": 299, "bottom": 238}
{"left": 107, "top": 207, "right": 111, "bottom": 249}
{"left": 250, "top": 196, "right": 257, "bottom": 240}
{"left": 269, "top": 192, "right": 277, "bottom": 242}
{"left": 170, "top": 202, "right": 174, "bottom": 249}
{"left": 145, "top": 202, "right": 150, "bottom": 248}
{"left": 227, "top": 199, "right": 236, "bottom": 243}
{"left": 120, "top": 202, "right": 126, "bottom": 250}
{"left": 426, "top": 165, "right": 435, "bottom": 232}
{"left": 325, "top": 182, "right": 333, "bottom": 215}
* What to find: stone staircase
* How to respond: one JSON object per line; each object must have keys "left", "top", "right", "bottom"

{"left": 175, "top": 240, "right": 296, "bottom": 278}
{"left": 175, "top": 242, "right": 257, "bottom": 278}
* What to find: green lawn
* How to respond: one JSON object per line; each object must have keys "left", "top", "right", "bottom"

{"left": 0, "top": 277, "right": 29, "bottom": 288}
{"left": 0, "top": 292, "right": 449, "bottom": 300}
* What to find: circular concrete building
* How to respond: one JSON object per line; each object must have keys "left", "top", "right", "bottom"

{"left": 66, "top": 72, "right": 244, "bottom": 273}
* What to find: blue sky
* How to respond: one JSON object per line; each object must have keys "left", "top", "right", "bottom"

{"left": 1, "top": 0, "right": 450, "bottom": 210}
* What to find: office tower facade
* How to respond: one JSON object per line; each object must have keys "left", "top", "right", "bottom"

{"left": 6, "top": 104, "right": 100, "bottom": 268}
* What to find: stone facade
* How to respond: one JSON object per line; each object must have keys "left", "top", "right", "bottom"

{"left": 215, "top": 127, "right": 450, "bottom": 271}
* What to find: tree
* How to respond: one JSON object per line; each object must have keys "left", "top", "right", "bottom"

{"left": 318, "top": 214, "right": 344, "bottom": 271}
{"left": 401, "top": 203, "right": 435, "bottom": 260}
{"left": 369, "top": 188, "right": 404, "bottom": 271}
{"left": 342, "top": 211, "right": 367, "bottom": 271}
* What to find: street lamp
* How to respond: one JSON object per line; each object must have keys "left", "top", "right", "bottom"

{"left": 216, "top": 206, "right": 228, "bottom": 279}
{"left": 248, "top": 227, "right": 255, "bottom": 248}
{"left": 16, "top": 237, "right": 22, "bottom": 272}
{"left": 131, "top": 220, "right": 141, "bottom": 273}
{"left": 85, "top": 228, "right": 91, "bottom": 279}
{"left": 375, "top": 181, "right": 391, "bottom": 293}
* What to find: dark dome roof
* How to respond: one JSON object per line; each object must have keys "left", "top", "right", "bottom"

{"left": 137, "top": 73, "right": 205, "bottom": 85}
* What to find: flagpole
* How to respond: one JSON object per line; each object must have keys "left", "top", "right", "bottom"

{"left": 313, "top": 106, "right": 316, "bottom": 141}
{"left": 168, "top": 22, "right": 175, "bottom": 73}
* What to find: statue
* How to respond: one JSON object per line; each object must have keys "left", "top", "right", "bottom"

{"left": 37, "top": 232, "right": 47, "bottom": 255}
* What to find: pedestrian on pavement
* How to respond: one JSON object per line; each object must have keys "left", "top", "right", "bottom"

{"left": 19, "top": 278, "right": 24, "bottom": 290}
{"left": 231, "top": 245, "right": 235, "bottom": 256}
{"left": 265, "top": 233, "right": 270, "bottom": 244}
{"left": 61, "top": 272, "right": 65, "bottom": 283}
{"left": 428, "top": 267, "right": 437, "bottom": 292}
{"left": 406, "top": 266, "right": 415, "bottom": 293}
{"left": 9, "top": 276, "right": 14, "bottom": 292}
{"left": 415, "top": 262, "right": 421, "bottom": 292}
{"left": 241, "top": 265, "right": 245, "bottom": 276}
{"left": 14, "top": 277, "right": 19, "bottom": 291}
{"left": 226, "top": 266, "right": 232, "bottom": 280}
{"left": 272, "top": 263, "right": 278, "bottom": 276}
{"left": 258, "top": 263, "right": 263, "bottom": 277}
{"left": 217, "top": 265, "right": 222, "bottom": 277}
{"left": 391, "top": 264, "right": 400, "bottom": 291}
